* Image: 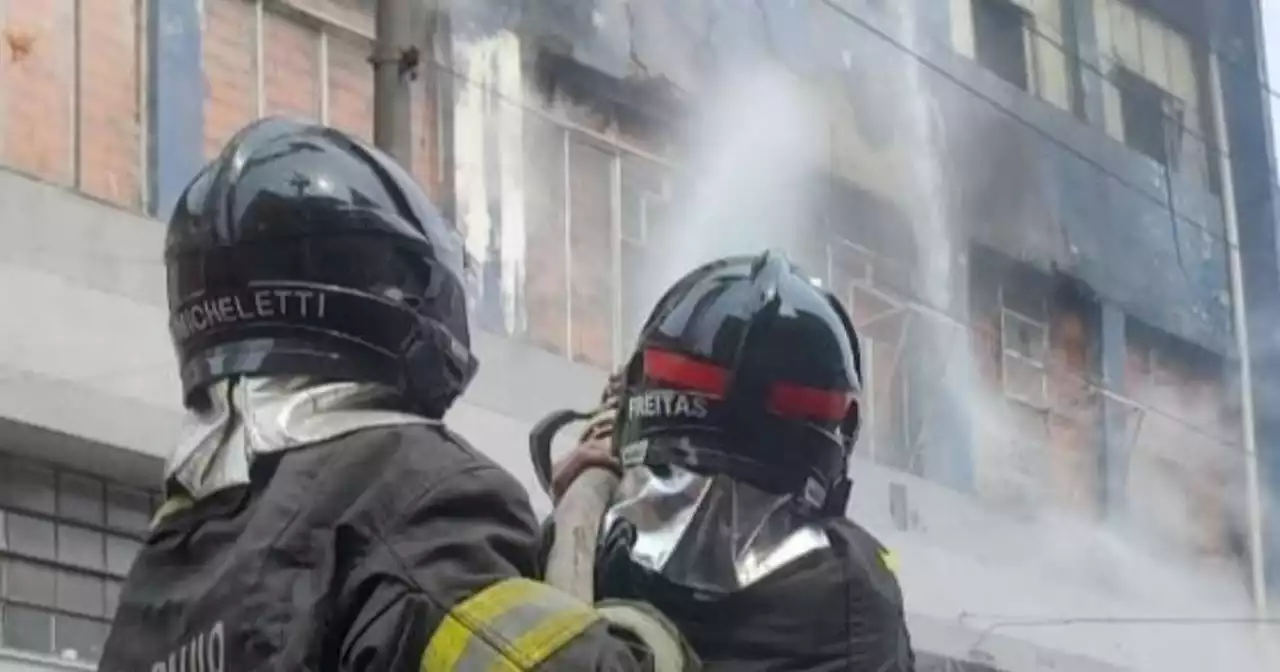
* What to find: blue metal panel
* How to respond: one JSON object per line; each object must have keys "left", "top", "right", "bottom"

{"left": 148, "top": 0, "right": 205, "bottom": 220}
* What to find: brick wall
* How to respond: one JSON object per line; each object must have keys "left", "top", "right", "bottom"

{"left": 1, "top": 0, "right": 142, "bottom": 208}
{"left": 1124, "top": 325, "right": 1241, "bottom": 560}
{"left": 202, "top": 0, "right": 257, "bottom": 158}
{"left": 522, "top": 112, "right": 571, "bottom": 357}
{"left": 79, "top": 0, "right": 141, "bottom": 207}
{"left": 201, "top": 0, "right": 440, "bottom": 195}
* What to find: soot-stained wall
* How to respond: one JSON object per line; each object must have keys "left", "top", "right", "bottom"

{"left": 499, "top": 0, "right": 1233, "bottom": 356}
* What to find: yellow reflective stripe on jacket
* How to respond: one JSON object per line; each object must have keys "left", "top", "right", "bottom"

{"left": 150, "top": 494, "right": 193, "bottom": 529}
{"left": 421, "top": 577, "right": 601, "bottom": 671}
{"left": 879, "top": 548, "right": 900, "bottom": 576}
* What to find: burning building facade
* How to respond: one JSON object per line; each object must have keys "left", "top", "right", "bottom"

{"left": 0, "top": 0, "right": 1278, "bottom": 669}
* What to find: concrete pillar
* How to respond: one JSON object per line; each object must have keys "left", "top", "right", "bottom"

{"left": 1098, "top": 301, "right": 1129, "bottom": 520}
{"left": 1211, "top": 0, "right": 1280, "bottom": 599}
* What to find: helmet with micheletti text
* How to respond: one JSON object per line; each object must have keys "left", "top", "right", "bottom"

{"left": 165, "top": 117, "right": 476, "bottom": 418}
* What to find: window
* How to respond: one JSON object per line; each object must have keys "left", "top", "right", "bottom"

{"left": 1117, "top": 68, "right": 1182, "bottom": 166}
{"left": 0, "top": 454, "right": 158, "bottom": 663}
{"left": 0, "top": 460, "right": 56, "bottom": 513}
{"left": 55, "top": 615, "right": 107, "bottom": 663}
{"left": 58, "top": 473, "right": 105, "bottom": 526}
{"left": 8, "top": 514, "right": 55, "bottom": 560}
{"left": 1097, "top": 0, "right": 1207, "bottom": 184}
{"left": 999, "top": 288, "right": 1049, "bottom": 409}
{"left": 972, "top": 0, "right": 1031, "bottom": 90}
{"left": 2, "top": 605, "right": 53, "bottom": 656}
{"left": 106, "top": 485, "right": 153, "bottom": 535}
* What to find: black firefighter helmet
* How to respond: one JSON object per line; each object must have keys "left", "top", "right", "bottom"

{"left": 165, "top": 117, "right": 477, "bottom": 417}
{"left": 615, "top": 251, "right": 864, "bottom": 515}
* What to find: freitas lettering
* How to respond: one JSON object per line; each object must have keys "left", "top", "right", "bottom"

{"left": 628, "top": 391, "right": 710, "bottom": 420}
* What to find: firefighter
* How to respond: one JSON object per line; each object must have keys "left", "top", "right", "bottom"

{"left": 546, "top": 251, "right": 916, "bottom": 671}
{"left": 99, "top": 118, "right": 697, "bottom": 672}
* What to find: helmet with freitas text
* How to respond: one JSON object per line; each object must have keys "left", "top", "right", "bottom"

{"left": 614, "top": 251, "right": 864, "bottom": 515}
{"left": 166, "top": 117, "right": 476, "bottom": 417}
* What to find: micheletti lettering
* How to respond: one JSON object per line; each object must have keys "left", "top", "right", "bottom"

{"left": 171, "top": 289, "right": 328, "bottom": 341}
{"left": 151, "top": 621, "right": 225, "bottom": 672}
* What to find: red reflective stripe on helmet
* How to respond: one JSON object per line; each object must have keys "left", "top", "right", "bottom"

{"left": 643, "top": 349, "right": 729, "bottom": 397}
{"left": 767, "top": 382, "right": 855, "bottom": 422}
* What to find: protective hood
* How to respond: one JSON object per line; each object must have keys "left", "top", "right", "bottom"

{"left": 166, "top": 376, "right": 435, "bottom": 500}
{"left": 594, "top": 512, "right": 911, "bottom": 671}
{"left": 602, "top": 437, "right": 830, "bottom": 595}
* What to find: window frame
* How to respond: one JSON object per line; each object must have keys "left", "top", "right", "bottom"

{"left": 971, "top": 0, "right": 1035, "bottom": 92}
{"left": 0, "top": 454, "right": 158, "bottom": 663}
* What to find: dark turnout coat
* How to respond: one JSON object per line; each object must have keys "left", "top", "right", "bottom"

{"left": 582, "top": 517, "right": 916, "bottom": 672}
{"left": 100, "top": 424, "right": 666, "bottom": 672}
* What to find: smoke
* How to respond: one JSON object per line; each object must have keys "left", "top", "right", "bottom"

{"left": 508, "top": 5, "right": 1276, "bottom": 670}
{"left": 634, "top": 61, "right": 829, "bottom": 312}
{"left": 943, "top": 361, "right": 1273, "bottom": 671}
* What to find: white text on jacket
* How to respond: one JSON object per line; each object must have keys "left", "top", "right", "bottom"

{"left": 151, "top": 621, "right": 224, "bottom": 672}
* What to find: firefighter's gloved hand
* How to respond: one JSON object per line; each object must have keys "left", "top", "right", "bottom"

{"left": 550, "top": 370, "right": 625, "bottom": 503}
{"left": 596, "top": 599, "right": 702, "bottom": 671}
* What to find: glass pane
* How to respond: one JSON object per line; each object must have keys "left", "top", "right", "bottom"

{"left": 1003, "top": 354, "right": 1048, "bottom": 408}
{"left": 54, "top": 614, "right": 108, "bottom": 663}
{"left": 8, "top": 513, "right": 56, "bottom": 560}
{"left": 5, "top": 560, "right": 56, "bottom": 606}
{"left": 0, "top": 459, "right": 57, "bottom": 513}
{"left": 56, "top": 571, "right": 106, "bottom": 617}
{"left": 107, "top": 536, "right": 143, "bottom": 576}
{"left": 106, "top": 485, "right": 153, "bottom": 534}
{"left": 58, "top": 473, "right": 105, "bottom": 525}
{"left": 57, "top": 525, "right": 105, "bottom": 571}
{"left": 1001, "top": 310, "right": 1047, "bottom": 360}
{"left": 1, "top": 604, "right": 54, "bottom": 654}
{"left": 105, "top": 580, "right": 122, "bottom": 618}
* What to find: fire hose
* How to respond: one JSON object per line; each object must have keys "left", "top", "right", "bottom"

{"left": 528, "top": 385, "right": 699, "bottom": 670}
{"left": 528, "top": 408, "right": 620, "bottom": 602}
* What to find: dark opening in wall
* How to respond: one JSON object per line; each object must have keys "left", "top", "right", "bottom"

{"left": 1115, "top": 67, "right": 1184, "bottom": 168}
{"left": 972, "top": 0, "right": 1031, "bottom": 91}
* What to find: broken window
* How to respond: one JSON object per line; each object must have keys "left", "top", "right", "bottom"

{"left": 828, "top": 239, "right": 915, "bottom": 471}
{"left": 1098, "top": 0, "right": 1207, "bottom": 184}
{"left": 972, "top": 0, "right": 1031, "bottom": 91}
{"left": 1000, "top": 300, "right": 1049, "bottom": 409}
{"left": 1116, "top": 68, "right": 1184, "bottom": 167}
